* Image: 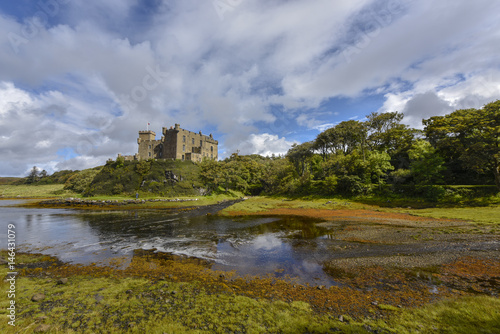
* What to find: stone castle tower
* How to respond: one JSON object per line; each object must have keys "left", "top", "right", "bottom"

{"left": 121, "top": 124, "right": 218, "bottom": 162}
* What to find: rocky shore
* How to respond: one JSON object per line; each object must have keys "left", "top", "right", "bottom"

{"left": 37, "top": 197, "right": 201, "bottom": 207}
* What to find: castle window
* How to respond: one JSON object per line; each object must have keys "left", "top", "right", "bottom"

{"left": 211, "top": 146, "right": 213, "bottom": 152}
{"left": 182, "top": 145, "right": 185, "bottom": 152}
{"left": 200, "top": 140, "right": 203, "bottom": 147}
{"left": 192, "top": 138, "right": 195, "bottom": 145}
{"left": 149, "top": 152, "right": 151, "bottom": 157}
{"left": 182, "top": 155, "right": 185, "bottom": 161}
{"left": 149, "top": 145, "right": 151, "bottom": 149}
{"left": 183, "top": 135, "right": 186, "bottom": 142}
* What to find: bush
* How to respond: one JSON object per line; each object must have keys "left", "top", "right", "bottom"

{"left": 419, "top": 185, "right": 446, "bottom": 201}
{"left": 336, "top": 175, "right": 369, "bottom": 196}
{"left": 64, "top": 169, "right": 100, "bottom": 193}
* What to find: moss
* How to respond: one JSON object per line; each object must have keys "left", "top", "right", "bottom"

{"left": 2, "top": 252, "right": 500, "bottom": 333}
{"left": 380, "top": 296, "right": 500, "bottom": 334}
{"left": 378, "top": 304, "right": 400, "bottom": 312}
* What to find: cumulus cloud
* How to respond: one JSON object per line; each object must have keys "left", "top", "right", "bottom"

{"left": 237, "top": 133, "right": 296, "bottom": 157}
{"left": 401, "top": 92, "right": 454, "bottom": 128}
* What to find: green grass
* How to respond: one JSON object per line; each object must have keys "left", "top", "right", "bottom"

{"left": 219, "top": 195, "right": 366, "bottom": 214}
{"left": 377, "top": 296, "right": 500, "bottom": 333}
{"left": 0, "top": 184, "right": 80, "bottom": 198}
{"left": 399, "top": 206, "right": 500, "bottom": 225}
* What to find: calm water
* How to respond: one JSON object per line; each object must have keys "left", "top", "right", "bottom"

{"left": 0, "top": 200, "right": 347, "bottom": 286}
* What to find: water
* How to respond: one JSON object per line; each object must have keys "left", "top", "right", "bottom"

{"left": 0, "top": 200, "right": 341, "bottom": 285}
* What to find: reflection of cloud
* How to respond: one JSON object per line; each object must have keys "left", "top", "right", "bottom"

{"left": 251, "top": 234, "right": 283, "bottom": 251}
{"left": 301, "top": 260, "right": 322, "bottom": 273}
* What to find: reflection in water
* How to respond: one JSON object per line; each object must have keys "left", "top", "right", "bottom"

{"left": 1, "top": 200, "right": 340, "bottom": 285}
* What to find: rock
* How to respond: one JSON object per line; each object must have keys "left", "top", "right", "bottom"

{"left": 31, "top": 293, "right": 46, "bottom": 302}
{"left": 126, "top": 289, "right": 133, "bottom": 294}
{"left": 371, "top": 301, "right": 378, "bottom": 306}
{"left": 171, "top": 290, "right": 177, "bottom": 295}
{"left": 317, "top": 285, "right": 325, "bottom": 290}
{"left": 57, "top": 278, "right": 68, "bottom": 285}
{"left": 34, "top": 324, "right": 51, "bottom": 332}
{"left": 338, "top": 315, "right": 344, "bottom": 322}
{"left": 94, "top": 294, "right": 104, "bottom": 302}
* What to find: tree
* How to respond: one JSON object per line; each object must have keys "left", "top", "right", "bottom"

{"left": 365, "top": 150, "right": 394, "bottom": 187}
{"left": 424, "top": 100, "right": 500, "bottom": 189}
{"left": 287, "top": 142, "right": 314, "bottom": 176}
{"left": 408, "top": 139, "right": 445, "bottom": 185}
{"left": 64, "top": 169, "right": 100, "bottom": 193}
{"left": 199, "top": 159, "right": 226, "bottom": 192}
{"left": 313, "top": 120, "right": 367, "bottom": 161}
{"left": 27, "top": 166, "right": 40, "bottom": 184}
{"left": 366, "top": 111, "right": 418, "bottom": 168}
{"left": 332, "top": 120, "right": 367, "bottom": 155}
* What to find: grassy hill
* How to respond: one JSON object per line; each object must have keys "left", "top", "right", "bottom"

{"left": 0, "top": 177, "right": 22, "bottom": 185}
{"left": 86, "top": 159, "right": 205, "bottom": 197}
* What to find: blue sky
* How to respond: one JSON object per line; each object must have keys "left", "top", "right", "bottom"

{"left": 0, "top": 0, "right": 499, "bottom": 176}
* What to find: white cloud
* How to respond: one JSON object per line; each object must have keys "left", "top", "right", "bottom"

{"left": 237, "top": 133, "right": 296, "bottom": 157}
{"left": 0, "top": 0, "right": 500, "bottom": 175}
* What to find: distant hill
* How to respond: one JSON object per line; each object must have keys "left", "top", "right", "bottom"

{"left": 0, "top": 177, "right": 22, "bottom": 185}
{"left": 85, "top": 159, "right": 205, "bottom": 196}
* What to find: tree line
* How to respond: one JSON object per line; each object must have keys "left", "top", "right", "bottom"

{"left": 200, "top": 100, "right": 500, "bottom": 199}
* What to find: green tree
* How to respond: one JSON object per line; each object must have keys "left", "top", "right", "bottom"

{"left": 26, "top": 166, "right": 40, "bottom": 184}
{"left": 408, "top": 139, "right": 445, "bottom": 185}
{"left": 261, "top": 158, "right": 297, "bottom": 194}
{"left": 287, "top": 142, "right": 314, "bottom": 176}
{"left": 313, "top": 120, "right": 367, "bottom": 159}
{"left": 366, "top": 111, "right": 418, "bottom": 168}
{"left": 365, "top": 150, "right": 394, "bottom": 187}
{"left": 424, "top": 100, "right": 500, "bottom": 189}
{"left": 199, "top": 159, "right": 226, "bottom": 192}
{"left": 135, "top": 160, "right": 152, "bottom": 176}
{"left": 64, "top": 169, "right": 100, "bottom": 193}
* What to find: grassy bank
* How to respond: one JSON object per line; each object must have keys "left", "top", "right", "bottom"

{"left": 219, "top": 196, "right": 500, "bottom": 226}
{"left": 3, "top": 183, "right": 499, "bottom": 226}
{"left": 0, "top": 184, "right": 79, "bottom": 198}
{"left": 1, "top": 252, "right": 499, "bottom": 333}
{"left": 397, "top": 206, "right": 500, "bottom": 226}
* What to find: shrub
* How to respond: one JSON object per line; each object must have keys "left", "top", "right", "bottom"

{"left": 336, "top": 175, "right": 369, "bottom": 196}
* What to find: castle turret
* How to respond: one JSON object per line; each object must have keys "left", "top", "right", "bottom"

{"left": 137, "top": 130, "right": 160, "bottom": 159}
{"left": 138, "top": 130, "right": 156, "bottom": 143}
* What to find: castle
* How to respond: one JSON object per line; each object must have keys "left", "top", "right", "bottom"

{"left": 121, "top": 124, "right": 218, "bottom": 162}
